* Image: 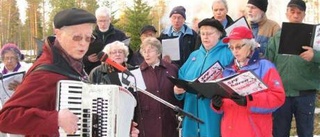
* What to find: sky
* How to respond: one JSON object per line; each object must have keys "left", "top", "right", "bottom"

{"left": 16, "top": 0, "right": 318, "bottom": 28}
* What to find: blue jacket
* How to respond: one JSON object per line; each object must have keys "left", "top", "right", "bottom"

{"left": 175, "top": 41, "right": 233, "bottom": 137}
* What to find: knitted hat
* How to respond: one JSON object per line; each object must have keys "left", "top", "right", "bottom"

{"left": 1, "top": 43, "right": 24, "bottom": 60}
{"left": 222, "top": 26, "right": 254, "bottom": 43}
{"left": 247, "top": 0, "right": 268, "bottom": 12}
{"left": 54, "top": 8, "right": 96, "bottom": 29}
{"left": 169, "top": 6, "right": 186, "bottom": 19}
{"left": 287, "top": 0, "right": 306, "bottom": 11}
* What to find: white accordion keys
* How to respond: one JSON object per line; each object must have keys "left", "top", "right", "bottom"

{"left": 56, "top": 80, "right": 137, "bottom": 137}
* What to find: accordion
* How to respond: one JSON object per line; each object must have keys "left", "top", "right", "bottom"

{"left": 56, "top": 80, "right": 137, "bottom": 137}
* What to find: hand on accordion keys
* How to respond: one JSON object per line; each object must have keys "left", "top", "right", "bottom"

{"left": 58, "top": 109, "right": 79, "bottom": 134}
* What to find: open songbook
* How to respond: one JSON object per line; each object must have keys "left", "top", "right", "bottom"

{"left": 0, "top": 71, "right": 25, "bottom": 104}
{"left": 168, "top": 71, "right": 268, "bottom": 98}
{"left": 279, "top": 22, "right": 320, "bottom": 55}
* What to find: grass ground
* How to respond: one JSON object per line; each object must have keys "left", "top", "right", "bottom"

{"left": 290, "top": 92, "right": 320, "bottom": 136}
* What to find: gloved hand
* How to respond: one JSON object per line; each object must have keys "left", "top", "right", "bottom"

{"left": 230, "top": 93, "right": 247, "bottom": 106}
{"left": 211, "top": 95, "right": 222, "bottom": 110}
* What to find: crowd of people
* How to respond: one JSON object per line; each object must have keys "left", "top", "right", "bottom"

{"left": 0, "top": 0, "right": 319, "bottom": 136}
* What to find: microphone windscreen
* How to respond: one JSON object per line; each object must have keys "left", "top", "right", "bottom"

{"left": 97, "top": 52, "right": 107, "bottom": 61}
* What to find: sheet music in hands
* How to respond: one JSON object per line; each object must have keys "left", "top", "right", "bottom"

{"left": 0, "top": 71, "right": 25, "bottom": 104}
{"left": 119, "top": 67, "right": 146, "bottom": 90}
{"left": 169, "top": 71, "right": 268, "bottom": 98}
{"left": 197, "top": 61, "right": 224, "bottom": 83}
{"left": 218, "top": 71, "right": 268, "bottom": 96}
{"left": 168, "top": 61, "right": 224, "bottom": 95}
{"left": 161, "top": 37, "right": 180, "bottom": 61}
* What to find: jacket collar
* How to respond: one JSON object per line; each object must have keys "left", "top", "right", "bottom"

{"left": 140, "top": 59, "right": 167, "bottom": 71}
{"left": 225, "top": 49, "right": 260, "bottom": 72}
{"left": 162, "top": 24, "right": 193, "bottom": 36}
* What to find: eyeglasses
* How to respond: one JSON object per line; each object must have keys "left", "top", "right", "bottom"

{"left": 3, "top": 57, "right": 17, "bottom": 61}
{"left": 72, "top": 35, "right": 96, "bottom": 43}
{"left": 229, "top": 44, "right": 246, "bottom": 51}
{"left": 110, "top": 50, "right": 124, "bottom": 55}
{"left": 141, "top": 49, "right": 157, "bottom": 55}
{"left": 200, "top": 31, "right": 216, "bottom": 36}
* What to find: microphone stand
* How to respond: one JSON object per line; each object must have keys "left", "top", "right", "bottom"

{"left": 121, "top": 76, "right": 204, "bottom": 124}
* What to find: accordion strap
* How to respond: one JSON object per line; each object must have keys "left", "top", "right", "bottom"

{"left": 33, "top": 64, "right": 85, "bottom": 81}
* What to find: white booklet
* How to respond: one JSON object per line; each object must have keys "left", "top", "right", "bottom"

{"left": 0, "top": 71, "right": 25, "bottom": 104}
{"left": 161, "top": 37, "right": 180, "bottom": 61}
{"left": 118, "top": 68, "right": 146, "bottom": 90}
{"left": 225, "top": 16, "right": 250, "bottom": 36}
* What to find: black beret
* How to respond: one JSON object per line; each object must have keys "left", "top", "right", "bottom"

{"left": 54, "top": 8, "right": 96, "bottom": 29}
{"left": 198, "top": 18, "right": 226, "bottom": 37}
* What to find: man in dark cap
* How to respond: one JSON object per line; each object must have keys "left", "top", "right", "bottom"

{"left": 0, "top": 8, "right": 139, "bottom": 137}
{"left": 246, "top": 0, "right": 280, "bottom": 57}
{"left": 129, "top": 25, "right": 158, "bottom": 66}
{"left": 159, "top": 6, "right": 198, "bottom": 67}
{"left": 266, "top": 0, "right": 320, "bottom": 137}
{"left": 173, "top": 18, "right": 233, "bottom": 137}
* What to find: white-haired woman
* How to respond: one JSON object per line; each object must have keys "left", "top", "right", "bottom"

{"left": 211, "top": 26, "right": 285, "bottom": 137}
{"left": 89, "top": 41, "right": 133, "bottom": 85}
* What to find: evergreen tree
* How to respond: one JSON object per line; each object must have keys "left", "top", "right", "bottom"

{"left": 121, "top": 0, "right": 152, "bottom": 51}
{"left": 0, "top": 0, "right": 21, "bottom": 46}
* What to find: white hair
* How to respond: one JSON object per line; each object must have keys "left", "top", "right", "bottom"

{"left": 103, "top": 41, "right": 129, "bottom": 61}
{"left": 95, "top": 7, "right": 111, "bottom": 18}
{"left": 212, "top": 0, "right": 229, "bottom": 11}
{"left": 242, "top": 38, "right": 260, "bottom": 51}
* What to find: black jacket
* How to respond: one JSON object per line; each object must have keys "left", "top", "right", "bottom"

{"left": 83, "top": 25, "right": 128, "bottom": 74}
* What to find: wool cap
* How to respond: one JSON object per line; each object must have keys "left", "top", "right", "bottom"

{"left": 140, "top": 25, "right": 157, "bottom": 35}
{"left": 287, "top": 0, "right": 306, "bottom": 11}
{"left": 1, "top": 43, "right": 24, "bottom": 60}
{"left": 54, "top": 8, "right": 96, "bottom": 29}
{"left": 222, "top": 26, "right": 254, "bottom": 43}
{"left": 198, "top": 18, "right": 226, "bottom": 37}
{"left": 169, "top": 6, "right": 186, "bottom": 19}
{"left": 247, "top": 0, "right": 268, "bottom": 12}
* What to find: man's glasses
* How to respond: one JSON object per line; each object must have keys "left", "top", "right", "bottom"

{"left": 72, "top": 35, "right": 96, "bottom": 43}
{"left": 229, "top": 43, "right": 246, "bottom": 51}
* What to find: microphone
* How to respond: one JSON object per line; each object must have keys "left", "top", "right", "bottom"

{"left": 97, "top": 52, "right": 134, "bottom": 76}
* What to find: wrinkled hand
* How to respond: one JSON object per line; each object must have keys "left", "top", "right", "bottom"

{"left": 163, "top": 55, "right": 172, "bottom": 63}
{"left": 300, "top": 46, "right": 314, "bottom": 62}
{"left": 8, "top": 80, "right": 20, "bottom": 90}
{"left": 131, "top": 122, "right": 139, "bottom": 137}
{"left": 230, "top": 93, "right": 247, "bottom": 106}
{"left": 211, "top": 95, "right": 222, "bottom": 110}
{"left": 87, "top": 53, "right": 99, "bottom": 63}
{"left": 58, "top": 109, "right": 79, "bottom": 134}
{"left": 174, "top": 86, "right": 186, "bottom": 94}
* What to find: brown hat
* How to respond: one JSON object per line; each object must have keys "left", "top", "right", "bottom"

{"left": 54, "top": 8, "right": 96, "bottom": 29}
{"left": 169, "top": 6, "right": 186, "bottom": 19}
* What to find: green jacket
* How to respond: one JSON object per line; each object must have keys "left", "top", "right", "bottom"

{"left": 266, "top": 31, "right": 320, "bottom": 96}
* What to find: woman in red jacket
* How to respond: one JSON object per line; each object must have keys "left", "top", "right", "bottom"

{"left": 211, "top": 26, "right": 285, "bottom": 137}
